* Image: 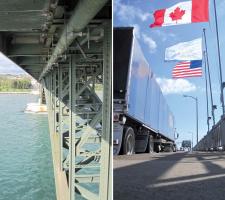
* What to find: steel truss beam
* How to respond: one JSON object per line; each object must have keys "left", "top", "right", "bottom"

{"left": 42, "top": 23, "right": 111, "bottom": 200}
{"left": 39, "top": 0, "right": 108, "bottom": 79}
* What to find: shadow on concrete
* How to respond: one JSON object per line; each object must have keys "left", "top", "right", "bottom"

{"left": 114, "top": 152, "right": 225, "bottom": 200}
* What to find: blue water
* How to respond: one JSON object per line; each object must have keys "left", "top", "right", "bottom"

{"left": 0, "top": 94, "right": 56, "bottom": 200}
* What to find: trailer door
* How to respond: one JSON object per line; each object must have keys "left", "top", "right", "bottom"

{"left": 113, "top": 27, "right": 133, "bottom": 100}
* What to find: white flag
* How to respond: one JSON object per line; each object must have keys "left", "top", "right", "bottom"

{"left": 165, "top": 38, "right": 202, "bottom": 61}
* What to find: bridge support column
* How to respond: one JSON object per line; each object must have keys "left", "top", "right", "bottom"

{"left": 100, "top": 22, "right": 112, "bottom": 200}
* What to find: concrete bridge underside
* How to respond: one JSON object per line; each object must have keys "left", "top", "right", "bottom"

{"left": 0, "top": 1, "right": 112, "bottom": 200}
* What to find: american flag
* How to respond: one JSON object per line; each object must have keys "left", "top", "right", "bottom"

{"left": 172, "top": 60, "right": 202, "bottom": 78}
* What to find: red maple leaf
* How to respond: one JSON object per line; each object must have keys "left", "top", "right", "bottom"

{"left": 169, "top": 7, "right": 185, "bottom": 23}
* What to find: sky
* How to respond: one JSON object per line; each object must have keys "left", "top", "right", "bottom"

{"left": 0, "top": 52, "right": 25, "bottom": 74}
{"left": 114, "top": 0, "right": 225, "bottom": 147}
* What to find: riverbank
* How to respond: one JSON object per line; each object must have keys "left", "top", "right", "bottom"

{"left": 0, "top": 91, "right": 30, "bottom": 94}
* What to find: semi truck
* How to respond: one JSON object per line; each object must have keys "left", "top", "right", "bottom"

{"left": 113, "top": 27, "right": 177, "bottom": 155}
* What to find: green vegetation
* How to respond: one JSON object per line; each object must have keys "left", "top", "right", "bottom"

{"left": 0, "top": 76, "right": 32, "bottom": 92}
{"left": 95, "top": 83, "right": 103, "bottom": 91}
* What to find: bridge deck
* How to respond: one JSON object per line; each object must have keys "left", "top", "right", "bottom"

{"left": 114, "top": 152, "right": 225, "bottom": 200}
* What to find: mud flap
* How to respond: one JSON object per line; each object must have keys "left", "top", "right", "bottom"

{"left": 113, "top": 123, "right": 123, "bottom": 155}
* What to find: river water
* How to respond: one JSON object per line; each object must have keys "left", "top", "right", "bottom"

{"left": 0, "top": 94, "right": 56, "bottom": 200}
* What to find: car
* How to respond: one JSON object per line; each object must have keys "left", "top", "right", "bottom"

{"left": 209, "top": 147, "right": 214, "bottom": 151}
{"left": 217, "top": 146, "right": 223, "bottom": 151}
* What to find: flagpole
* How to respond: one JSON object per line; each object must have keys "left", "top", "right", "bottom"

{"left": 213, "top": 0, "right": 225, "bottom": 115}
{"left": 203, "top": 51, "right": 210, "bottom": 132}
{"left": 203, "top": 28, "right": 216, "bottom": 126}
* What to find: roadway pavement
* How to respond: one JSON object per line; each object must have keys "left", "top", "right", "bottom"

{"left": 114, "top": 151, "right": 225, "bottom": 200}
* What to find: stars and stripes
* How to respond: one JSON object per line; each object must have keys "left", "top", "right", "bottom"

{"left": 172, "top": 60, "right": 202, "bottom": 78}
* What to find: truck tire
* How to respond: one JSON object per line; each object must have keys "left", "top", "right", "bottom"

{"left": 122, "top": 127, "right": 135, "bottom": 155}
{"left": 145, "top": 135, "right": 153, "bottom": 153}
{"left": 173, "top": 145, "right": 177, "bottom": 152}
{"left": 164, "top": 144, "right": 173, "bottom": 152}
{"left": 156, "top": 144, "right": 161, "bottom": 153}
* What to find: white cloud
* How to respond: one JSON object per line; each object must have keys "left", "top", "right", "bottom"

{"left": 154, "top": 30, "right": 177, "bottom": 42}
{"left": 114, "top": 0, "right": 157, "bottom": 52}
{"left": 156, "top": 78, "right": 197, "bottom": 94}
{"left": 142, "top": 33, "right": 157, "bottom": 53}
{"left": 114, "top": 0, "right": 151, "bottom": 22}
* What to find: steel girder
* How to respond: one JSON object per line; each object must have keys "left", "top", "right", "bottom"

{"left": 40, "top": 0, "right": 108, "bottom": 79}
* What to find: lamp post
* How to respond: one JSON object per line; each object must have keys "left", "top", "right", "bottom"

{"left": 183, "top": 95, "right": 199, "bottom": 144}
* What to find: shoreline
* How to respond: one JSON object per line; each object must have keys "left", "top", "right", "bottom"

{"left": 0, "top": 91, "right": 39, "bottom": 94}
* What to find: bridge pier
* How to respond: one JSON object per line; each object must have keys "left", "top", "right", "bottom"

{"left": 39, "top": 86, "right": 46, "bottom": 105}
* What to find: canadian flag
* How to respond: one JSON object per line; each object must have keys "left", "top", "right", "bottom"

{"left": 150, "top": 0, "right": 208, "bottom": 28}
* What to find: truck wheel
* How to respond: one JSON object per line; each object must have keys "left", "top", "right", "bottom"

{"left": 145, "top": 135, "right": 153, "bottom": 153}
{"left": 122, "top": 127, "right": 135, "bottom": 155}
{"left": 173, "top": 145, "right": 177, "bottom": 152}
{"left": 156, "top": 144, "right": 161, "bottom": 153}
